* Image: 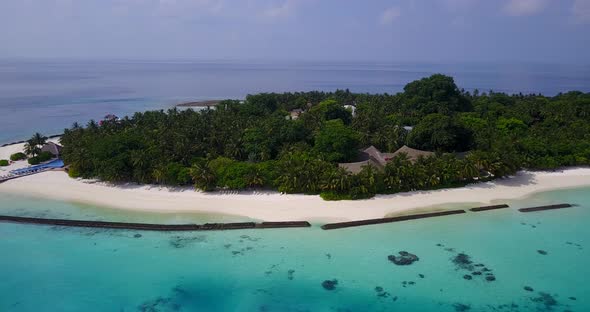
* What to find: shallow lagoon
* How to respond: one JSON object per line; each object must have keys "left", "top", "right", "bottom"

{"left": 0, "top": 187, "right": 588, "bottom": 311}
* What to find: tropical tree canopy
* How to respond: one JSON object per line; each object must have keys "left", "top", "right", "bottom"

{"left": 57, "top": 74, "right": 590, "bottom": 200}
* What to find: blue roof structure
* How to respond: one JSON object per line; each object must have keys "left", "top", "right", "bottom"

{"left": 10, "top": 159, "right": 64, "bottom": 175}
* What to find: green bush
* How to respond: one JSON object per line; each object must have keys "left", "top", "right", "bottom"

{"left": 28, "top": 157, "right": 40, "bottom": 165}
{"left": 320, "top": 191, "right": 352, "bottom": 201}
{"left": 0, "top": 159, "right": 9, "bottom": 166}
{"left": 68, "top": 166, "right": 81, "bottom": 178}
{"left": 10, "top": 152, "right": 26, "bottom": 161}
{"left": 38, "top": 151, "right": 53, "bottom": 162}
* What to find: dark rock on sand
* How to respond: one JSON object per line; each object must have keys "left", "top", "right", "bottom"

{"left": 134, "top": 234, "right": 142, "bottom": 238}
{"left": 472, "top": 271, "right": 482, "bottom": 276}
{"left": 375, "top": 286, "right": 383, "bottom": 292}
{"left": 453, "top": 303, "right": 471, "bottom": 311}
{"left": 531, "top": 292, "right": 558, "bottom": 309}
{"left": 453, "top": 253, "right": 473, "bottom": 270}
{"left": 537, "top": 250, "right": 548, "bottom": 255}
{"left": 418, "top": 274, "right": 425, "bottom": 278}
{"left": 485, "top": 275, "right": 496, "bottom": 281}
{"left": 388, "top": 251, "right": 419, "bottom": 265}
{"left": 322, "top": 279, "right": 338, "bottom": 291}
{"left": 569, "top": 296, "right": 576, "bottom": 301}
{"left": 524, "top": 286, "right": 534, "bottom": 292}
{"left": 463, "top": 275, "right": 473, "bottom": 280}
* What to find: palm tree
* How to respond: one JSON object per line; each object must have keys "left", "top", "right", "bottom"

{"left": 459, "top": 159, "right": 479, "bottom": 180}
{"left": 32, "top": 132, "right": 47, "bottom": 147}
{"left": 321, "top": 167, "right": 351, "bottom": 193}
{"left": 189, "top": 163, "right": 216, "bottom": 191}
{"left": 152, "top": 167, "right": 165, "bottom": 184}
{"left": 24, "top": 139, "right": 40, "bottom": 157}
{"left": 23, "top": 132, "right": 47, "bottom": 157}
{"left": 245, "top": 167, "right": 265, "bottom": 188}
{"left": 358, "top": 164, "right": 379, "bottom": 193}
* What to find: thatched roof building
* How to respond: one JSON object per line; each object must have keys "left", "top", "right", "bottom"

{"left": 338, "top": 145, "right": 435, "bottom": 174}
{"left": 389, "top": 145, "right": 434, "bottom": 162}
{"left": 41, "top": 142, "right": 62, "bottom": 157}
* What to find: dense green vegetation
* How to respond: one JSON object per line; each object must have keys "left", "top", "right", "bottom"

{"left": 10, "top": 152, "right": 27, "bottom": 161}
{"left": 22, "top": 133, "right": 53, "bottom": 165}
{"left": 0, "top": 159, "right": 8, "bottom": 166}
{"left": 28, "top": 151, "right": 53, "bottom": 165}
{"left": 58, "top": 74, "right": 590, "bottom": 199}
{"left": 24, "top": 133, "right": 47, "bottom": 157}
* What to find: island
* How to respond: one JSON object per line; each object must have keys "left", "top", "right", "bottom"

{"left": 1, "top": 74, "right": 589, "bottom": 221}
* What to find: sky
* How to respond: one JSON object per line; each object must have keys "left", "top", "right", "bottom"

{"left": 0, "top": 0, "right": 589, "bottom": 63}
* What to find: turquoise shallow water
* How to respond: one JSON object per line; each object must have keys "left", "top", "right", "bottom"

{"left": 0, "top": 187, "right": 589, "bottom": 311}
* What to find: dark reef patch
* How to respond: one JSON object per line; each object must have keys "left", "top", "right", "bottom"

{"left": 169, "top": 235, "right": 206, "bottom": 248}
{"left": 453, "top": 303, "right": 471, "bottom": 311}
{"left": 388, "top": 251, "right": 419, "bottom": 265}
{"left": 322, "top": 279, "right": 338, "bottom": 291}
{"left": 134, "top": 234, "right": 142, "bottom": 238}
{"left": 239, "top": 235, "right": 260, "bottom": 242}
{"left": 531, "top": 292, "right": 559, "bottom": 310}
{"left": 137, "top": 296, "right": 180, "bottom": 312}
{"left": 374, "top": 286, "right": 390, "bottom": 298}
{"left": 537, "top": 250, "right": 548, "bottom": 255}
{"left": 445, "top": 248, "right": 496, "bottom": 282}
{"left": 524, "top": 286, "right": 534, "bottom": 292}
{"left": 287, "top": 270, "right": 295, "bottom": 280}
{"left": 453, "top": 253, "right": 473, "bottom": 270}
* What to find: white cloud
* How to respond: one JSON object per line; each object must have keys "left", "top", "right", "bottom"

{"left": 380, "top": 6, "right": 401, "bottom": 25}
{"left": 503, "top": 0, "right": 548, "bottom": 16}
{"left": 572, "top": 0, "right": 590, "bottom": 23}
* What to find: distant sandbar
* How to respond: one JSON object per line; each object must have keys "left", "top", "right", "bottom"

{"left": 176, "top": 100, "right": 222, "bottom": 107}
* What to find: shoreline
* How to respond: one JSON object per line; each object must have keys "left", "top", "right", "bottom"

{"left": 175, "top": 100, "right": 222, "bottom": 107}
{"left": 1, "top": 168, "right": 589, "bottom": 222}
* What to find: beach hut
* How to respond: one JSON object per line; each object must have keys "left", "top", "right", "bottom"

{"left": 41, "top": 142, "right": 63, "bottom": 158}
{"left": 343, "top": 104, "right": 356, "bottom": 117}
{"left": 338, "top": 146, "right": 387, "bottom": 174}
{"left": 388, "top": 145, "right": 435, "bottom": 162}
{"left": 338, "top": 145, "right": 435, "bottom": 174}
{"left": 288, "top": 108, "right": 304, "bottom": 120}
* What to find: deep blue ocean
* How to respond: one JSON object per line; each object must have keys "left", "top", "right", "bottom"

{"left": 0, "top": 187, "right": 589, "bottom": 311}
{"left": 1, "top": 59, "right": 589, "bottom": 144}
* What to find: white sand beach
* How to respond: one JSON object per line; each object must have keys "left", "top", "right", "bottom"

{"left": 0, "top": 138, "right": 61, "bottom": 173}
{"left": 1, "top": 157, "right": 589, "bottom": 222}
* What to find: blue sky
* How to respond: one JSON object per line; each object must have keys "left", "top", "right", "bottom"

{"left": 0, "top": 0, "right": 589, "bottom": 63}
